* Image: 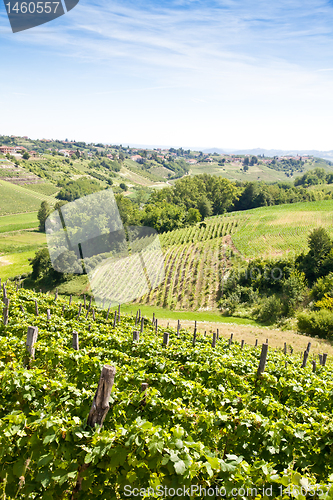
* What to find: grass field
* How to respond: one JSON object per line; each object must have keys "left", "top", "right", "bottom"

{"left": 0, "top": 212, "right": 39, "bottom": 233}
{"left": 231, "top": 199, "right": 333, "bottom": 258}
{"left": 24, "top": 182, "right": 59, "bottom": 196}
{"left": 0, "top": 250, "right": 38, "bottom": 280}
{"left": 0, "top": 179, "right": 56, "bottom": 215}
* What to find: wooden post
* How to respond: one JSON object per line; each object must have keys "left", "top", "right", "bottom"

{"left": 163, "top": 332, "right": 169, "bottom": 346}
{"left": 290, "top": 347, "right": 293, "bottom": 354}
{"left": 62, "top": 305, "right": 66, "bottom": 317}
{"left": 255, "top": 339, "right": 258, "bottom": 347}
{"left": 155, "top": 319, "right": 158, "bottom": 333}
{"left": 140, "top": 317, "right": 144, "bottom": 334}
{"left": 106, "top": 304, "right": 111, "bottom": 321}
{"left": 87, "top": 365, "right": 116, "bottom": 428}
{"left": 92, "top": 309, "right": 95, "bottom": 321}
{"left": 55, "top": 288, "right": 58, "bottom": 300}
{"left": 230, "top": 333, "right": 233, "bottom": 342}
{"left": 20, "top": 304, "right": 25, "bottom": 314}
{"left": 241, "top": 340, "right": 245, "bottom": 349}
{"left": 88, "top": 296, "right": 92, "bottom": 309}
{"left": 3, "top": 305, "right": 9, "bottom": 325}
{"left": 69, "top": 295, "right": 72, "bottom": 306}
{"left": 312, "top": 360, "right": 316, "bottom": 373}
{"left": 140, "top": 383, "right": 148, "bottom": 407}
{"left": 26, "top": 326, "right": 38, "bottom": 360}
{"left": 193, "top": 329, "right": 197, "bottom": 346}
{"left": 113, "top": 311, "right": 117, "bottom": 328}
{"left": 212, "top": 331, "right": 217, "bottom": 348}
{"left": 319, "top": 354, "right": 323, "bottom": 365}
{"left": 152, "top": 313, "right": 155, "bottom": 325}
{"left": 83, "top": 295, "right": 86, "bottom": 309}
{"left": 216, "top": 328, "right": 219, "bottom": 341}
{"left": 72, "top": 331, "right": 79, "bottom": 350}
{"left": 77, "top": 304, "right": 82, "bottom": 320}
{"left": 35, "top": 300, "right": 39, "bottom": 316}
{"left": 266, "top": 338, "right": 268, "bottom": 344}
{"left": 177, "top": 320, "right": 180, "bottom": 338}
{"left": 2, "top": 284, "right": 7, "bottom": 301}
{"left": 47, "top": 309, "right": 51, "bottom": 321}
{"left": 204, "top": 330, "right": 206, "bottom": 337}
{"left": 133, "top": 330, "right": 140, "bottom": 342}
{"left": 283, "top": 342, "right": 287, "bottom": 355}
{"left": 306, "top": 342, "right": 311, "bottom": 353}
{"left": 323, "top": 353, "right": 328, "bottom": 366}
{"left": 301, "top": 350, "right": 308, "bottom": 368}
{"left": 257, "top": 343, "right": 268, "bottom": 376}
{"left": 135, "top": 311, "right": 138, "bottom": 326}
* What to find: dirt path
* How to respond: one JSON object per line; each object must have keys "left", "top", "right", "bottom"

{"left": 157, "top": 318, "right": 333, "bottom": 357}
{"left": 0, "top": 256, "right": 12, "bottom": 266}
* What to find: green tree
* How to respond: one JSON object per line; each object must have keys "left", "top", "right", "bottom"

{"left": 22, "top": 151, "right": 30, "bottom": 160}
{"left": 186, "top": 208, "right": 201, "bottom": 225}
{"left": 37, "top": 201, "right": 51, "bottom": 232}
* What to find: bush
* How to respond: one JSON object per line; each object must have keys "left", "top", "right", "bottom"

{"left": 254, "top": 295, "right": 285, "bottom": 324}
{"left": 311, "top": 272, "right": 333, "bottom": 301}
{"left": 297, "top": 310, "right": 333, "bottom": 338}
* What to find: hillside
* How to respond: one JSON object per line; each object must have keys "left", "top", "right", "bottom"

{"left": 0, "top": 179, "right": 57, "bottom": 215}
{"left": 0, "top": 283, "right": 332, "bottom": 498}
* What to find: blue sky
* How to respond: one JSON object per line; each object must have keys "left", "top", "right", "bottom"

{"left": 1, "top": 0, "right": 333, "bottom": 149}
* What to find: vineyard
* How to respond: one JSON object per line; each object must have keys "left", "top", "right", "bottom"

{"left": 0, "top": 281, "right": 333, "bottom": 499}
{"left": 139, "top": 217, "right": 241, "bottom": 311}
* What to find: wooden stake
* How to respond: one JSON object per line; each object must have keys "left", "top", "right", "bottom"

{"left": 163, "top": 332, "right": 169, "bottom": 346}
{"left": 133, "top": 330, "right": 140, "bottom": 342}
{"left": 35, "top": 300, "right": 39, "bottom": 316}
{"left": 140, "top": 317, "right": 144, "bottom": 333}
{"left": 301, "top": 350, "right": 308, "bottom": 368}
{"left": 312, "top": 360, "right": 316, "bottom": 373}
{"left": 92, "top": 309, "right": 95, "bottom": 321}
{"left": 319, "top": 354, "right": 323, "bottom": 366}
{"left": 155, "top": 319, "right": 158, "bottom": 333}
{"left": 113, "top": 311, "right": 117, "bottom": 328}
{"left": 306, "top": 342, "right": 311, "bottom": 353}
{"left": 26, "top": 326, "right": 38, "bottom": 360}
{"left": 55, "top": 288, "right": 58, "bottom": 300}
{"left": 69, "top": 295, "right": 72, "bottom": 306}
{"left": 47, "top": 309, "right": 51, "bottom": 321}
{"left": 257, "top": 343, "right": 268, "bottom": 376}
{"left": 323, "top": 353, "right": 328, "bottom": 366}
{"left": 62, "top": 305, "right": 66, "bottom": 317}
{"left": 212, "top": 331, "right": 217, "bottom": 348}
{"left": 20, "top": 305, "right": 25, "bottom": 314}
{"left": 255, "top": 339, "right": 258, "bottom": 347}
{"left": 283, "top": 342, "right": 287, "bottom": 355}
{"left": 77, "top": 304, "right": 82, "bottom": 319}
{"left": 140, "top": 383, "right": 148, "bottom": 407}
{"left": 177, "top": 320, "right": 180, "bottom": 338}
{"left": 241, "top": 340, "right": 245, "bottom": 349}
{"left": 3, "top": 305, "right": 9, "bottom": 326}
{"left": 72, "top": 331, "right": 79, "bottom": 350}
{"left": 193, "top": 329, "right": 197, "bottom": 346}
{"left": 87, "top": 366, "right": 116, "bottom": 429}
{"left": 216, "top": 328, "right": 219, "bottom": 340}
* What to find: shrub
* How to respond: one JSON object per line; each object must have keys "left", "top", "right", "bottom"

{"left": 254, "top": 295, "right": 285, "bottom": 324}
{"left": 311, "top": 272, "right": 333, "bottom": 301}
{"left": 297, "top": 310, "right": 333, "bottom": 339}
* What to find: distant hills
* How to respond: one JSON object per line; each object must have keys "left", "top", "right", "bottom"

{"left": 201, "top": 147, "right": 333, "bottom": 161}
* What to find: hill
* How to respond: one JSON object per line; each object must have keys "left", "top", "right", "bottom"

{"left": 0, "top": 179, "right": 57, "bottom": 216}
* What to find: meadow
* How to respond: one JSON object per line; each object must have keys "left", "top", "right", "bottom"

{"left": 0, "top": 179, "right": 56, "bottom": 215}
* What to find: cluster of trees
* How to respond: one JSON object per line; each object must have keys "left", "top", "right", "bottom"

{"left": 56, "top": 178, "right": 102, "bottom": 202}
{"left": 294, "top": 167, "right": 333, "bottom": 187}
{"left": 88, "top": 158, "right": 121, "bottom": 172}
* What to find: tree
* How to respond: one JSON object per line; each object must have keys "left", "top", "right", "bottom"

{"left": 186, "top": 208, "right": 201, "bottom": 225}
{"left": 119, "top": 183, "right": 127, "bottom": 191}
{"left": 22, "top": 152, "right": 30, "bottom": 160}
{"left": 37, "top": 201, "right": 51, "bottom": 232}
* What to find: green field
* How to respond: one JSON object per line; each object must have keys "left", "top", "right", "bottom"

{"left": 24, "top": 182, "right": 59, "bottom": 196}
{"left": 230, "top": 199, "right": 333, "bottom": 258}
{"left": 0, "top": 179, "right": 56, "bottom": 215}
{"left": 0, "top": 212, "right": 38, "bottom": 233}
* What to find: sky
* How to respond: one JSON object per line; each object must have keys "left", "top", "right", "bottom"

{"left": 1, "top": 0, "right": 333, "bottom": 150}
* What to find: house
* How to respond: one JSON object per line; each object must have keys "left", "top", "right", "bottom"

{"left": 0, "top": 146, "right": 16, "bottom": 155}
{"left": 131, "top": 155, "right": 143, "bottom": 162}
{"left": 186, "top": 159, "right": 197, "bottom": 164}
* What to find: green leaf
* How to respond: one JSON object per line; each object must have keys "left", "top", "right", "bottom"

{"left": 174, "top": 460, "right": 186, "bottom": 475}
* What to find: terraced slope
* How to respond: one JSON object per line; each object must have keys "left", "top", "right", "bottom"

{"left": 0, "top": 179, "right": 56, "bottom": 215}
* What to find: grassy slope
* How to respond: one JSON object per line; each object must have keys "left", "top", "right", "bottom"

{"left": 0, "top": 212, "right": 39, "bottom": 233}
{"left": 0, "top": 179, "right": 56, "bottom": 215}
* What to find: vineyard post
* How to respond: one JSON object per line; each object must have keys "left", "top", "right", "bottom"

{"left": 163, "top": 332, "right": 169, "bottom": 346}
{"left": 301, "top": 350, "right": 308, "bottom": 368}
{"left": 192, "top": 329, "right": 197, "bottom": 346}
{"left": 83, "top": 295, "right": 86, "bottom": 309}
{"left": 319, "top": 354, "right": 323, "bottom": 365}
{"left": 20, "top": 305, "right": 25, "bottom": 314}
{"left": 2, "top": 283, "right": 7, "bottom": 301}
{"left": 133, "top": 330, "right": 140, "bottom": 342}
{"left": 204, "top": 331, "right": 206, "bottom": 337}
{"left": 39, "top": 288, "right": 42, "bottom": 294}
{"left": 212, "top": 332, "right": 217, "bottom": 348}
{"left": 255, "top": 339, "right": 258, "bottom": 347}
{"left": 92, "top": 309, "right": 95, "bottom": 321}
{"left": 88, "top": 296, "right": 92, "bottom": 310}
{"left": 216, "top": 328, "right": 219, "bottom": 341}
{"left": 230, "top": 333, "right": 233, "bottom": 342}
{"left": 306, "top": 342, "right": 311, "bottom": 353}
{"left": 106, "top": 304, "right": 111, "bottom": 321}
{"left": 241, "top": 340, "right": 245, "bottom": 349}
{"left": 152, "top": 313, "right": 155, "bottom": 325}
{"left": 47, "top": 309, "right": 51, "bottom": 321}
{"left": 2, "top": 301, "right": 9, "bottom": 326}
{"left": 155, "top": 319, "right": 158, "bottom": 334}
{"left": 69, "top": 295, "right": 72, "bottom": 306}
{"left": 266, "top": 338, "right": 268, "bottom": 344}
{"left": 140, "top": 317, "right": 144, "bottom": 334}
{"left": 323, "top": 353, "right": 328, "bottom": 366}
{"left": 177, "top": 320, "right": 180, "bottom": 337}
{"left": 61, "top": 305, "right": 65, "bottom": 317}
{"left": 72, "top": 331, "right": 79, "bottom": 350}
{"left": 312, "top": 360, "right": 316, "bottom": 373}
{"left": 135, "top": 311, "right": 138, "bottom": 326}
{"left": 257, "top": 343, "right": 268, "bottom": 376}
{"left": 35, "top": 300, "right": 39, "bottom": 316}
{"left": 77, "top": 304, "right": 82, "bottom": 320}
{"left": 26, "top": 326, "right": 38, "bottom": 361}
{"left": 55, "top": 288, "right": 58, "bottom": 300}
{"left": 283, "top": 342, "right": 287, "bottom": 355}
{"left": 113, "top": 311, "right": 117, "bottom": 328}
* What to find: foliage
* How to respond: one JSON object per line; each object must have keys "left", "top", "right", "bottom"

{"left": 56, "top": 179, "right": 103, "bottom": 202}
{"left": 297, "top": 309, "right": 333, "bottom": 338}
{"left": 37, "top": 201, "right": 51, "bottom": 232}
{"left": 315, "top": 294, "right": 333, "bottom": 311}
{"left": 254, "top": 295, "right": 285, "bottom": 323}
{"left": 311, "top": 273, "right": 333, "bottom": 301}
{"left": 0, "top": 283, "right": 333, "bottom": 498}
